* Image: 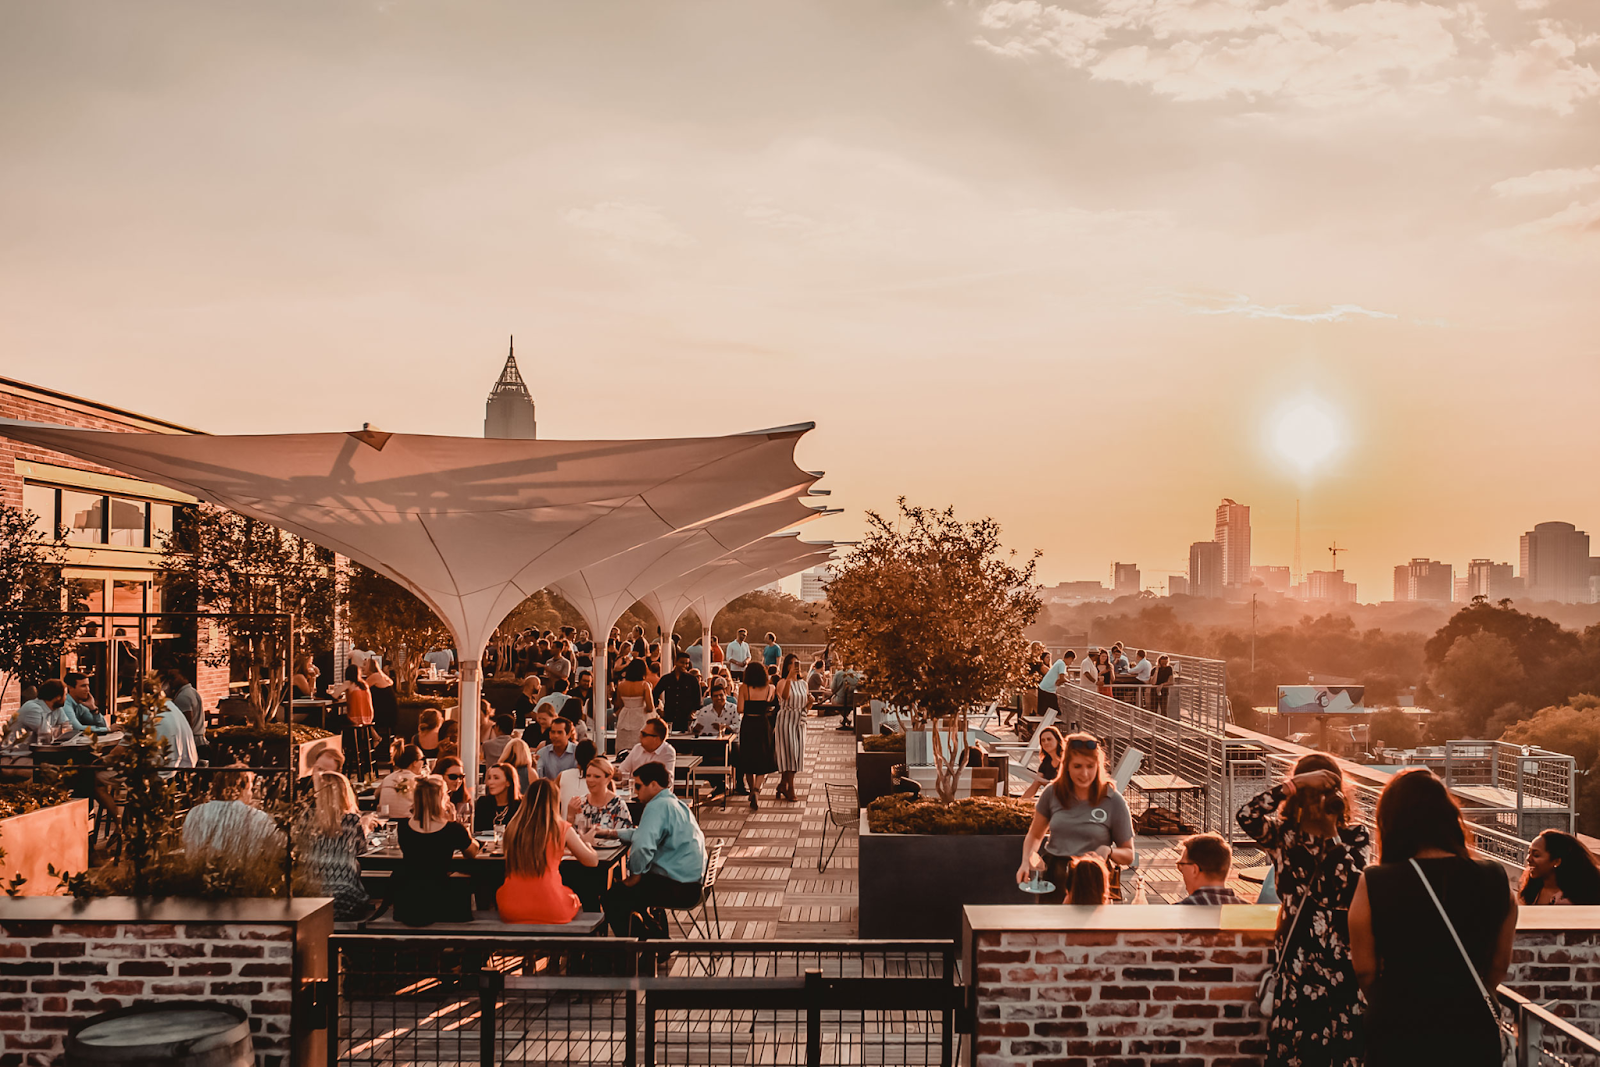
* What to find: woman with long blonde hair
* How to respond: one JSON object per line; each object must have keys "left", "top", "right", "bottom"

{"left": 498, "top": 778, "right": 598, "bottom": 924}
{"left": 299, "top": 771, "right": 371, "bottom": 921}
{"left": 393, "top": 775, "right": 479, "bottom": 927}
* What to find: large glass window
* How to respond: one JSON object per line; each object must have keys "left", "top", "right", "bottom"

{"left": 149, "top": 503, "right": 175, "bottom": 551}
{"left": 108, "top": 497, "right": 148, "bottom": 547}
{"left": 61, "top": 490, "right": 106, "bottom": 544}
{"left": 22, "top": 483, "right": 57, "bottom": 539}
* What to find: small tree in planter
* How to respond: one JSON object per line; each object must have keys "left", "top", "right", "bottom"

{"left": 827, "top": 499, "right": 1040, "bottom": 803}
{"left": 0, "top": 502, "right": 85, "bottom": 706}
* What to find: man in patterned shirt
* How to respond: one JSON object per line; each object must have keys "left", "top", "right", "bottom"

{"left": 1176, "top": 832, "right": 1244, "bottom": 905}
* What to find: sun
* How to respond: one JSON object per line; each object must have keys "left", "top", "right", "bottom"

{"left": 1267, "top": 395, "right": 1345, "bottom": 479}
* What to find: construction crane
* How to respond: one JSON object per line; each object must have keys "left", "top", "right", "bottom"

{"left": 1329, "top": 542, "right": 1345, "bottom": 570}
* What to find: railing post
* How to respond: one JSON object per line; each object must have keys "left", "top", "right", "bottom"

{"left": 1518, "top": 1001, "right": 1541, "bottom": 1067}
{"left": 625, "top": 987, "right": 638, "bottom": 1067}
{"left": 325, "top": 941, "right": 340, "bottom": 1067}
{"left": 804, "top": 968, "right": 823, "bottom": 1067}
{"left": 477, "top": 968, "right": 503, "bottom": 1067}
{"left": 941, "top": 948, "right": 955, "bottom": 1067}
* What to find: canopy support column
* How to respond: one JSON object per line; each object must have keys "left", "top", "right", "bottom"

{"left": 592, "top": 645, "right": 609, "bottom": 754}
{"left": 459, "top": 659, "right": 481, "bottom": 791}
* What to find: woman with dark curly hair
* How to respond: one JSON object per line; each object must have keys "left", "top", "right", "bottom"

{"left": 1519, "top": 829, "right": 1600, "bottom": 905}
{"left": 1237, "top": 752, "right": 1368, "bottom": 1067}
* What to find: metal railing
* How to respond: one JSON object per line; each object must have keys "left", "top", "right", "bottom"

{"left": 1052, "top": 646, "right": 1231, "bottom": 733}
{"left": 1445, "top": 740, "right": 1576, "bottom": 837}
{"left": 1498, "top": 985, "right": 1600, "bottom": 1067}
{"left": 328, "top": 934, "right": 963, "bottom": 1066}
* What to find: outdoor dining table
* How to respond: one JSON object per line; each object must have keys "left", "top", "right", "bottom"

{"left": 359, "top": 831, "right": 628, "bottom": 911}
{"left": 29, "top": 732, "right": 126, "bottom": 792}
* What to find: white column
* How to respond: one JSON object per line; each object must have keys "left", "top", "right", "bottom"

{"left": 459, "top": 659, "right": 481, "bottom": 792}
{"left": 592, "top": 645, "right": 609, "bottom": 754}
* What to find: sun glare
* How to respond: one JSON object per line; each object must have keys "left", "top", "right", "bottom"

{"left": 1267, "top": 395, "right": 1344, "bottom": 479}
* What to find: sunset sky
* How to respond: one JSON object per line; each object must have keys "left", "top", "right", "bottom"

{"left": 2, "top": 1, "right": 1597, "bottom": 600}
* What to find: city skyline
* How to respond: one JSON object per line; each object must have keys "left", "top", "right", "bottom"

{"left": 2, "top": 2, "right": 1597, "bottom": 600}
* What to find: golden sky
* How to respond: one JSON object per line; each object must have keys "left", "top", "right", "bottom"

{"left": 2, "top": 0, "right": 1597, "bottom": 600}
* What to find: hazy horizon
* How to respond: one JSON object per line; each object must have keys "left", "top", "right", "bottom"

{"left": 3, "top": 0, "right": 1597, "bottom": 598}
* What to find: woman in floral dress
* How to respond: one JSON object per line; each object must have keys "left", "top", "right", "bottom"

{"left": 1237, "top": 752, "right": 1369, "bottom": 1067}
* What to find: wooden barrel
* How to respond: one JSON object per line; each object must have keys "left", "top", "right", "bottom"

{"left": 64, "top": 1003, "right": 253, "bottom": 1067}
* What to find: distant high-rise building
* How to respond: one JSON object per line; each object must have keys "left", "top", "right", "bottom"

{"left": 799, "top": 565, "right": 834, "bottom": 603}
{"left": 1393, "top": 558, "right": 1453, "bottom": 603}
{"left": 1112, "top": 563, "right": 1141, "bottom": 597}
{"left": 484, "top": 338, "right": 537, "bottom": 440}
{"left": 1043, "top": 581, "right": 1111, "bottom": 603}
{"left": 1215, "top": 499, "right": 1251, "bottom": 588}
{"left": 1252, "top": 565, "right": 1291, "bottom": 594}
{"left": 1167, "top": 575, "right": 1189, "bottom": 597}
{"left": 1520, "top": 522, "right": 1592, "bottom": 603}
{"left": 1453, "top": 575, "right": 1469, "bottom": 603}
{"left": 1189, "top": 542, "right": 1223, "bottom": 599}
{"left": 1467, "top": 559, "right": 1519, "bottom": 602}
{"left": 1304, "top": 569, "right": 1358, "bottom": 604}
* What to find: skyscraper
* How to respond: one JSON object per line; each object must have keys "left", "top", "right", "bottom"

{"left": 1112, "top": 563, "right": 1141, "bottom": 597}
{"left": 1189, "top": 541, "right": 1223, "bottom": 599}
{"left": 1520, "top": 522, "right": 1593, "bottom": 603}
{"left": 1214, "top": 499, "right": 1251, "bottom": 588}
{"left": 1392, "top": 558, "right": 1453, "bottom": 603}
{"left": 1467, "top": 560, "right": 1519, "bottom": 601}
{"left": 1304, "top": 569, "right": 1357, "bottom": 604}
{"left": 484, "top": 338, "right": 537, "bottom": 440}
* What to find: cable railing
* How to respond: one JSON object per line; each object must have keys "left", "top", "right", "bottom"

{"left": 1498, "top": 985, "right": 1600, "bottom": 1067}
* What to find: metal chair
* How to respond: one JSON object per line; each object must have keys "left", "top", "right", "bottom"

{"left": 819, "top": 783, "right": 858, "bottom": 873}
{"left": 670, "top": 839, "right": 725, "bottom": 939}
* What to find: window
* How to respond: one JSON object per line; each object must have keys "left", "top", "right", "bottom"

{"left": 149, "top": 503, "right": 175, "bottom": 550}
{"left": 61, "top": 490, "right": 106, "bottom": 544}
{"left": 108, "top": 497, "right": 147, "bottom": 547}
{"left": 22, "top": 483, "right": 57, "bottom": 539}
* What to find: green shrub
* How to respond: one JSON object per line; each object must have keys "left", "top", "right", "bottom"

{"left": 0, "top": 782, "right": 71, "bottom": 821}
{"left": 861, "top": 732, "right": 906, "bottom": 753}
{"left": 866, "top": 793, "right": 1033, "bottom": 835}
{"left": 209, "top": 723, "right": 333, "bottom": 745}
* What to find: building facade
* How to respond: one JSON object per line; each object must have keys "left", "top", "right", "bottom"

{"left": 1188, "top": 541, "right": 1223, "bottom": 600}
{"left": 1304, "top": 568, "right": 1358, "bottom": 604}
{"left": 799, "top": 565, "right": 833, "bottom": 603}
{"left": 1252, "top": 565, "right": 1291, "bottom": 594}
{"left": 1520, "top": 522, "right": 1594, "bottom": 603}
{"left": 1393, "top": 558, "right": 1453, "bottom": 603}
{"left": 484, "top": 341, "right": 537, "bottom": 440}
{"left": 1112, "top": 562, "right": 1141, "bottom": 597}
{"left": 1214, "top": 498, "right": 1251, "bottom": 588}
{"left": 1467, "top": 559, "right": 1519, "bottom": 602}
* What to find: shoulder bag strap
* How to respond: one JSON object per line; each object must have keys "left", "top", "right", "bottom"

{"left": 1408, "top": 858, "right": 1501, "bottom": 1023}
{"left": 1271, "top": 890, "right": 1312, "bottom": 977}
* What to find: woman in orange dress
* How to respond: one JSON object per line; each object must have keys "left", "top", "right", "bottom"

{"left": 497, "top": 778, "right": 599, "bottom": 924}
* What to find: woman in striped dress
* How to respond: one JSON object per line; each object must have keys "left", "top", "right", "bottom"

{"left": 774, "top": 653, "right": 811, "bottom": 802}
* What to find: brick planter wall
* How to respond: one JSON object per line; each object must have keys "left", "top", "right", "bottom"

{"left": 0, "top": 897, "right": 332, "bottom": 1067}
{"left": 964, "top": 904, "right": 1600, "bottom": 1067}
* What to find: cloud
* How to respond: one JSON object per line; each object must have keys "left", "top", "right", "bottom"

{"left": 1487, "top": 197, "right": 1600, "bottom": 259}
{"left": 971, "top": 0, "right": 1600, "bottom": 114}
{"left": 561, "top": 201, "right": 693, "bottom": 247}
{"left": 1492, "top": 165, "right": 1600, "bottom": 197}
{"left": 1166, "top": 291, "right": 1399, "bottom": 321}
{"left": 1480, "top": 19, "right": 1600, "bottom": 116}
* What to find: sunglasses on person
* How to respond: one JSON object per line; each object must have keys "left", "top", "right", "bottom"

{"left": 1066, "top": 738, "right": 1099, "bottom": 752}
{"left": 444, "top": 772, "right": 465, "bottom": 781}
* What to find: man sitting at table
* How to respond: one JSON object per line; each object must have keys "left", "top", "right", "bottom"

{"left": 536, "top": 716, "right": 579, "bottom": 780}
{"left": 2, "top": 679, "right": 71, "bottom": 749}
{"left": 691, "top": 682, "right": 739, "bottom": 736}
{"left": 602, "top": 761, "right": 707, "bottom": 937}
{"left": 482, "top": 713, "right": 516, "bottom": 765}
{"left": 62, "top": 673, "right": 110, "bottom": 734}
{"left": 1176, "top": 832, "right": 1245, "bottom": 906}
{"left": 617, "top": 717, "right": 676, "bottom": 782}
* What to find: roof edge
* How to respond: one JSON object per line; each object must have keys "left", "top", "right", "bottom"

{"left": 0, "top": 376, "right": 206, "bottom": 436}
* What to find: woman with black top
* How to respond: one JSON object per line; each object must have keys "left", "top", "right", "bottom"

{"left": 393, "top": 775, "right": 480, "bottom": 926}
{"left": 1020, "top": 725, "right": 1064, "bottom": 802}
{"left": 737, "top": 661, "right": 779, "bottom": 810}
{"left": 1349, "top": 768, "right": 1517, "bottom": 1066}
{"left": 473, "top": 763, "right": 521, "bottom": 833}
{"left": 1237, "top": 752, "right": 1368, "bottom": 1067}
{"left": 1518, "top": 829, "right": 1600, "bottom": 905}
{"left": 1151, "top": 655, "right": 1176, "bottom": 718}
{"left": 363, "top": 657, "right": 398, "bottom": 749}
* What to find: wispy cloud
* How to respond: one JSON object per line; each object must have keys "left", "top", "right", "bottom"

{"left": 1487, "top": 197, "right": 1600, "bottom": 260}
{"left": 561, "top": 201, "right": 694, "bottom": 248}
{"left": 1480, "top": 19, "right": 1600, "bottom": 116}
{"left": 1492, "top": 165, "right": 1600, "bottom": 197}
{"left": 1165, "top": 291, "right": 1398, "bottom": 322}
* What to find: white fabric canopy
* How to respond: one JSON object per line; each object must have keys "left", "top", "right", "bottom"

{"left": 0, "top": 417, "right": 816, "bottom": 784}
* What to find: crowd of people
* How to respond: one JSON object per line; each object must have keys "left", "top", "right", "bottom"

{"left": 1022, "top": 642, "right": 1177, "bottom": 724}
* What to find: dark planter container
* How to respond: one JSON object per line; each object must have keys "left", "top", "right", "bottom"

{"left": 858, "top": 814, "right": 1029, "bottom": 940}
{"left": 855, "top": 746, "right": 902, "bottom": 805}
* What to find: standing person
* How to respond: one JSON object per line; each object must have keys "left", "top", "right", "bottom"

{"left": 761, "top": 633, "right": 783, "bottom": 670}
{"left": 1518, "top": 829, "right": 1600, "bottom": 905}
{"left": 614, "top": 659, "right": 656, "bottom": 756}
{"left": 497, "top": 778, "right": 597, "bottom": 924}
{"left": 1015, "top": 734, "right": 1135, "bottom": 905}
{"left": 1349, "top": 768, "right": 1518, "bottom": 1067}
{"left": 162, "top": 669, "right": 203, "bottom": 743}
{"left": 363, "top": 657, "right": 397, "bottom": 749}
{"left": 1036, "top": 650, "right": 1071, "bottom": 724}
{"left": 1019, "top": 725, "right": 1064, "bottom": 802}
{"left": 773, "top": 653, "right": 809, "bottom": 803}
{"left": 393, "top": 775, "right": 479, "bottom": 926}
{"left": 298, "top": 771, "right": 372, "bottom": 922}
{"left": 655, "top": 652, "right": 702, "bottom": 734}
{"left": 342, "top": 672, "right": 376, "bottom": 781}
{"left": 1237, "top": 753, "right": 1368, "bottom": 1067}
{"left": 1151, "top": 655, "right": 1176, "bottom": 718}
{"left": 725, "top": 629, "right": 751, "bottom": 678}
{"left": 736, "top": 663, "right": 779, "bottom": 810}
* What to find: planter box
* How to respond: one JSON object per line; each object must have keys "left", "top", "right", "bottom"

{"left": 855, "top": 746, "right": 902, "bottom": 806}
{"left": 858, "top": 812, "right": 1029, "bottom": 940}
{"left": 0, "top": 799, "right": 89, "bottom": 896}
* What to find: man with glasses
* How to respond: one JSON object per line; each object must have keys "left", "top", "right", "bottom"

{"left": 617, "top": 717, "right": 677, "bottom": 782}
{"left": 1175, "top": 833, "right": 1243, "bottom": 905}
{"left": 600, "top": 761, "right": 707, "bottom": 937}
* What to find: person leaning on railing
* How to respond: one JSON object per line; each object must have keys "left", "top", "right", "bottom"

{"left": 1016, "top": 734, "right": 1135, "bottom": 905}
{"left": 1348, "top": 768, "right": 1517, "bottom": 1067}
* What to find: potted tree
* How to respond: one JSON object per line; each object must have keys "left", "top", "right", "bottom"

{"left": 827, "top": 500, "right": 1041, "bottom": 938}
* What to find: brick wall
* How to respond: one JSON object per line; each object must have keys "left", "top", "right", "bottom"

{"left": 0, "top": 897, "right": 330, "bottom": 1067}
{"left": 965, "top": 904, "right": 1600, "bottom": 1067}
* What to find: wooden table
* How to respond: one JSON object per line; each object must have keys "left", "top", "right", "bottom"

{"left": 1128, "top": 773, "right": 1205, "bottom": 826}
{"left": 360, "top": 835, "right": 627, "bottom": 911}
{"left": 671, "top": 736, "right": 735, "bottom": 806}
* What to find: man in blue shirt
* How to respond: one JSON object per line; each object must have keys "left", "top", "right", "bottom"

{"left": 534, "top": 717, "right": 578, "bottom": 780}
{"left": 3, "top": 679, "right": 71, "bottom": 749}
{"left": 1036, "top": 650, "right": 1075, "bottom": 721}
{"left": 603, "top": 761, "right": 707, "bottom": 937}
{"left": 62, "top": 673, "right": 109, "bottom": 733}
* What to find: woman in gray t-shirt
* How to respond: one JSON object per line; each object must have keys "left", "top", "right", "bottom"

{"left": 1017, "top": 733, "right": 1135, "bottom": 903}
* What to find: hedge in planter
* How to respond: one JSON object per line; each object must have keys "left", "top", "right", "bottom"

{"left": 866, "top": 793, "right": 1032, "bottom": 834}
{"left": 0, "top": 782, "right": 71, "bottom": 820}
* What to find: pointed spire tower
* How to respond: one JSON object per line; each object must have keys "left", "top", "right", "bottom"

{"left": 484, "top": 336, "right": 537, "bottom": 439}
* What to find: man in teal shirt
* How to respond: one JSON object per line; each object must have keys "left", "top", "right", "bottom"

{"left": 62, "top": 673, "right": 109, "bottom": 733}
{"left": 604, "top": 761, "right": 707, "bottom": 937}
